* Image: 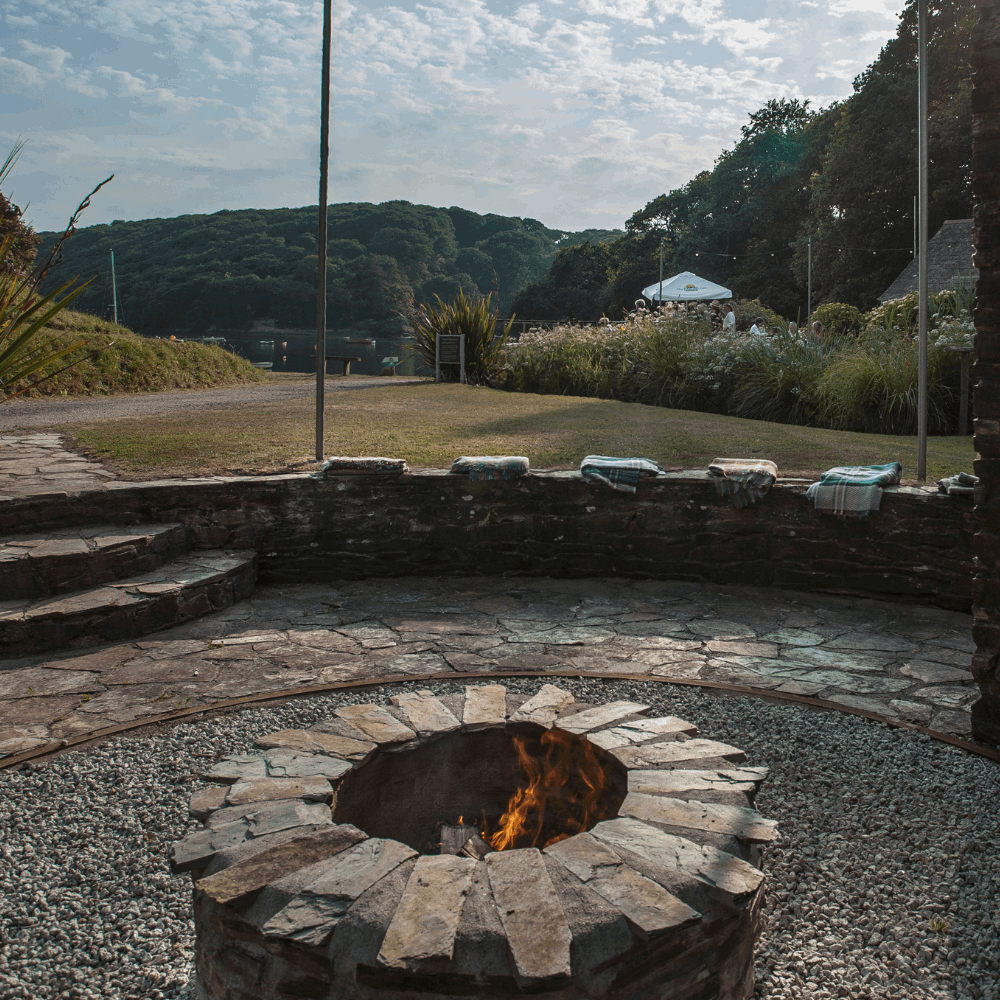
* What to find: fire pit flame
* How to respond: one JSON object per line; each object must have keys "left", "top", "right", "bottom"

{"left": 484, "top": 728, "right": 611, "bottom": 851}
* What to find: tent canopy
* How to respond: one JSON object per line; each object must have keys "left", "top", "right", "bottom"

{"left": 642, "top": 271, "right": 732, "bottom": 302}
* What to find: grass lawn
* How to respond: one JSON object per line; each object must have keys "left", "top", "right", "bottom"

{"left": 60, "top": 382, "right": 975, "bottom": 483}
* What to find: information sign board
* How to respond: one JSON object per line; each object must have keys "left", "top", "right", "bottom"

{"left": 435, "top": 335, "right": 466, "bottom": 383}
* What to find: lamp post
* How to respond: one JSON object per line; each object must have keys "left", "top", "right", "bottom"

{"left": 917, "top": 0, "right": 929, "bottom": 481}
{"left": 315, "top": 0, "right": 332, "bottom": 462}
{"left": 807, "top": 235, "right": 811, "bottom": 328}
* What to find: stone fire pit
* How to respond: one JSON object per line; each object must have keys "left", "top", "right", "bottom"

{"left": 171, "top": 684, "right": 779, "bottom": 1000}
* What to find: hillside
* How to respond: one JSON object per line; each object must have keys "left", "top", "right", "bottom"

{"left": 36, "top": 203, "right": 620, "bottom": 337}
{"left": 7, "top": 309, "right": 265, "bottom": 398}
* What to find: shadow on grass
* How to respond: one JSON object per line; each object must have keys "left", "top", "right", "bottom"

{"left": 460, "top": 395, "right": 975, "bottom": 479}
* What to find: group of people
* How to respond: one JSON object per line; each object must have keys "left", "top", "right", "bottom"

{"left": 707, "top": 300, "right": 825, "bottom": 339}
{"left": 708, "top": 301, "right": 737, "bottom": 332}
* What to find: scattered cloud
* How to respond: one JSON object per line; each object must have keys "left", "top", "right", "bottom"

{"left": 4, "top": 0, "right": 907, "bottom": 231}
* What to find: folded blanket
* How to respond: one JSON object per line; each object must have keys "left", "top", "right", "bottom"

{"left": 320, "top": 456, "right": 408, "bottom": 475}
{"left": 938, "top": 471, "right": 978, "bottom": 497}
{"left": 806, "top": 462, "right": 902, "bottom": 517}
{"left": 450, "top": 456, "right": 529, "bottom": 481}
{"left": 580, "top": 455, "right": 663, "bottom": 493}
{"left": 707, "top": 458, "right": 778, "bottom": 509}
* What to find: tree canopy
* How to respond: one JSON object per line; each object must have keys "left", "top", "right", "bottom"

{"left": 515, "top": 0, "right": 974, "bottom": 321}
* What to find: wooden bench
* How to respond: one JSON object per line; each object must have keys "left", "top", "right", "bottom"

{"left": 309, "top": 354, "right": 363, "bottom": 375}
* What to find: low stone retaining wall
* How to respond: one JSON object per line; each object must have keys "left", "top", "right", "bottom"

{"left": 0, "top": 469, "right": 977, "bottom": 611}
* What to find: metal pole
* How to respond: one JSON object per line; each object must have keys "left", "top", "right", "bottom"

{"left": 913, "top": 195, "right": 917, "bottom": 259}
{"left": 917, "top": 0, "right": 929, "bottom": 481}
{"left": 659, "top": 239, "right": 664, "bottom": 307}
{"left": 111, "top": 250, "right": 117, "bottom": 325}
{"left": 315, "top": 0, "right": 332, "bottom": 462}
{"left": 807, "top": 236, "right": 811, "bottom": 327}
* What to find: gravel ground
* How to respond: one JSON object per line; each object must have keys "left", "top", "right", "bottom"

{"left": 0, "top": 376, "right": 427, "bottom": 431}
{"left": 1, "top": 678, "right": 997, "bottom": 1000}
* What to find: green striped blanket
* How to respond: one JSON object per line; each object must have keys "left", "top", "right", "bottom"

{"left": 806, "top": 463, "right": 902, "bottom": 517}
{"left": 580, "top": 455, "right": 663, "bottom": 493}
{"left": 938, "top": 471, "right": 978, "bottom": 497}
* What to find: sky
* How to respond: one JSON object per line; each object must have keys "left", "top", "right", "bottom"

{"left": 1, "top": 0, "right": 908, "bottom": 234}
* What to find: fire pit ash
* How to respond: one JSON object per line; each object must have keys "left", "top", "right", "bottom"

{"left": 170, "top": 684, "right": 779, "bottom": 1000}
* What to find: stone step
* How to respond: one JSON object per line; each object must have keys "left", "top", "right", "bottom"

{"left": 0, "top": 549, "right": 257, "bottom": 654}
{"left": 0, "top": 523, "right": 187, "bottom": 599}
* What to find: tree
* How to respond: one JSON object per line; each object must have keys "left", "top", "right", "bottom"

{"left": 512, "top": 241, "right": 615, "bottom": 321}
{"left": 794, "top": 0, "right": 976, "bottom": 309}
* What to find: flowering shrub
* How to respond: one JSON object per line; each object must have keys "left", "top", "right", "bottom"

{"left": 811, "top": 302, "right": 863, "bottom": 336}
{"left": 862, "top": 285, "right": 976, "bottom": 343}
{"left": 503, "top": 308, "right": 970, "bottom": 434}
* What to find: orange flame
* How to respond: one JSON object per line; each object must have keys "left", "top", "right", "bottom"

{"left": 484, "top": 729, "right": 610, "bottom": 851}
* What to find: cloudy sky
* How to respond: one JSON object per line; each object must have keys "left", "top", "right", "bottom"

{"left": 2, "top": 0, "right": 907, "bottom": 234}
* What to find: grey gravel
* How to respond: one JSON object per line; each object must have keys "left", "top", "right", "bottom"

{"left": 0, "top": 376, "right": 427, "bottom": 431}
{"left": 1, "top": 677, "right": 997, "bottom": 1000}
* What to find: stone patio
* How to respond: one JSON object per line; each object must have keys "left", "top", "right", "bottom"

{"left": 0, "top": 432, "right": 980, "bottom": 759}
{"left": 0, "top": 433, "right": 118, "bottom": 498}
{"left": 0, "top": 575, "right": 977, "bottom": 758}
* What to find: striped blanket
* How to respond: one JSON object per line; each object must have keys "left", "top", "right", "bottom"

{"left": 806, "top": 463, "right": 902, "bottom": 517}
{"left": 707, "top": 458, "right": 778, "bottom": 509}
{"left": 450, "top": 456, "right": 530, "bottom": 481}
{"left": 580, "top": 455, "right": 663, "bottom": 493}
{"left": 320, "top": 456, "right": 408, "bottom": 475}
{"left": 938, "top": 471, "right": 978, "bottom": 498}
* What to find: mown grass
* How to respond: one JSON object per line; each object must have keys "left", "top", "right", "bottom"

{"left": 9, "top": 310, "right": 265, "bottom": 397}
{"left": 60, "top": 382, "right": 974, "bottom": 482}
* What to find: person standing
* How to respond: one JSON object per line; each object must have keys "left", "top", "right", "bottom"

{"left": 722, "top": 302, "right": 736, "bottom": 332}
{"left": 709, "top": 301, "right": 723, "bottom": 332}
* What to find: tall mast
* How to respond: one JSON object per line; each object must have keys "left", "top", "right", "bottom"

{"left": 111, "top": 250, "right": 118, "bottom": 325}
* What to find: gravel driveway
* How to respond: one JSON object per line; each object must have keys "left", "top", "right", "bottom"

{"left": 0, "top": 376, "right": 428, "bottom": 430}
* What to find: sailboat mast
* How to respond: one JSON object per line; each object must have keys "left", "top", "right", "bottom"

{"left": 110, "top": 250, "right": 118, "bottom": 325}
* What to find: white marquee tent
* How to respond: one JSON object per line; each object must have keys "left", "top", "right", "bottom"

{"left": 641, "top": 271, "right": 733, "bottom": 302}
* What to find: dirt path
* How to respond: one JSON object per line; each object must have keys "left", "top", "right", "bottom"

{"left": 0, "top": 375, "right": 428, "bottom": 431}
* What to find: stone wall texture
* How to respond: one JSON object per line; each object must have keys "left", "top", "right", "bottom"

{"left": 972, "top": 0, "right": 1000, "bottom": 743}
{"left": 0, "top": 470, "right": 976, "bottom": 612}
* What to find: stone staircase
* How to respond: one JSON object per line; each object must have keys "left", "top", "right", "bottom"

{"left": 0, "top": 523, "right": 257, "bottom": 655}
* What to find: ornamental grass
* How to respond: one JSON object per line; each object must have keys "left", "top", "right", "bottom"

{"left": 503, "top": 305, "right": 971, "bottom": 435}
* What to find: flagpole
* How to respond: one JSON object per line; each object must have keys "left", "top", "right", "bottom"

{"left": 917, "top": 0, "right": 929, "bottom": 481}
{"left": 315, "top": 0, "right": 332, "bottom": 462}
{"left": 659, "top": 238, "right": 664, "bottom": 306}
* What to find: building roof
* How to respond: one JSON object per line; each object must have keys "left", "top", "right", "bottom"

{"left": 878, "top": 219, "right": 976, "bottom": 301}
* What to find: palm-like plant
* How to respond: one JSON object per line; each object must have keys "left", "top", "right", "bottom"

{"left": 409, "top": 288, "right": 514, "bottom": 386}
{"left": 0, "top": 140, "right": 113, "bottom": 403}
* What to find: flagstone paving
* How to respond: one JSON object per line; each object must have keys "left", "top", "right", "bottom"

{"left": 0, "top": 576, "right": 977, "bottom": 757}
{"left": 0, "top": 433, "right": 118, "bottom": 498}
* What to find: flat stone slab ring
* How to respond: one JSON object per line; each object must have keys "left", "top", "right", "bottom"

{"left": 171, "top": 683, "right": 779, "bottom": 1000}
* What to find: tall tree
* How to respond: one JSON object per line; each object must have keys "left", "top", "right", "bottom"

{"left": 794, "top": 0, "right": 976, "bottom": 308}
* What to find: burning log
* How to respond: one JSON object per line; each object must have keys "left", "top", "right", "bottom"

{"left": 460, "top": 831, "right": 491, "bottom": 861}
{"left": 439, "top": 822, "right": 476, "bottom": 856}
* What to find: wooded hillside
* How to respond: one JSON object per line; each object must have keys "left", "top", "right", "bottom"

{"left": 36, "top": 203, "right": 619, "bottom": 336}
